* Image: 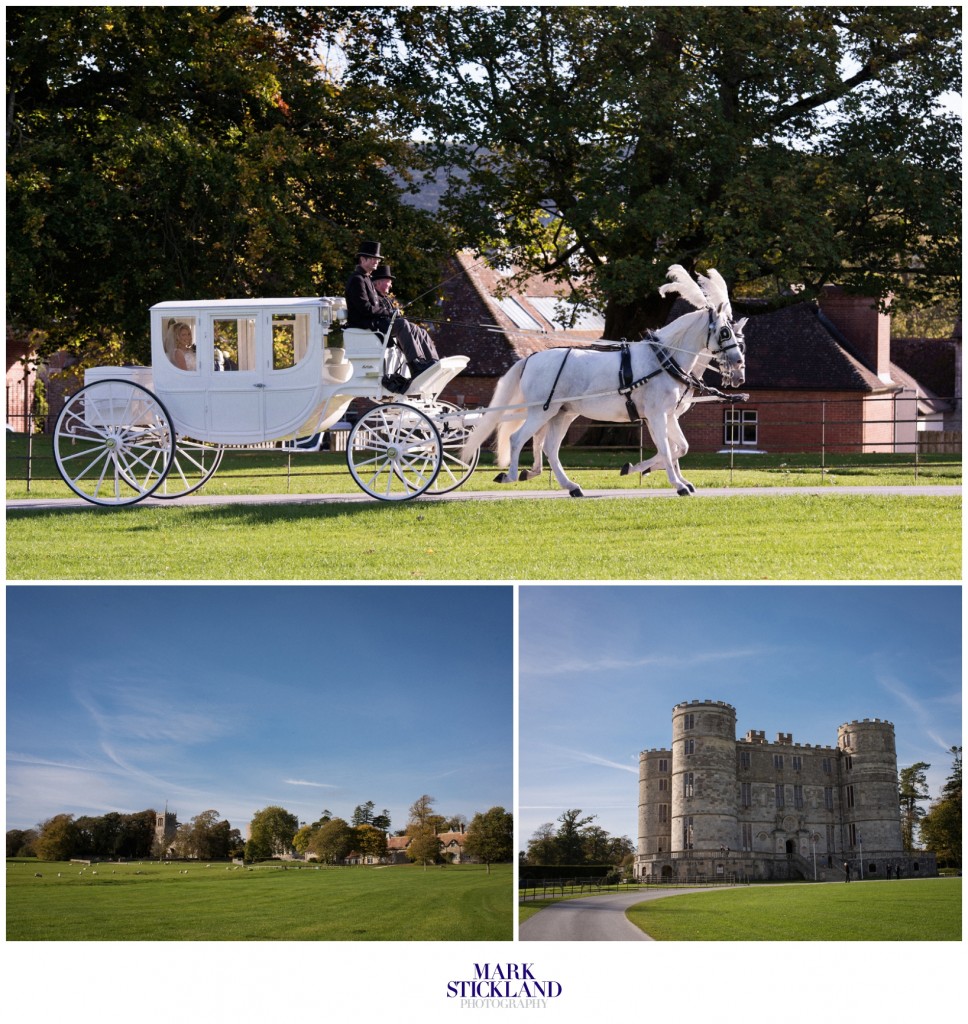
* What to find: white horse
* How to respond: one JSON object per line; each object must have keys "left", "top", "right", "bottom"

{"left": 461, "top": 265, "right": 747, "bottom": 497}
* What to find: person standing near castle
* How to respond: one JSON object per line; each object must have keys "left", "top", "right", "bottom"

{"left": 843, "top": 860, "right": 851, "bottom": 882}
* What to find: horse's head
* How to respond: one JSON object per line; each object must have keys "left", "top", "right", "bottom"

{"left": 707, "top": 304, "right": 746, "bottom": 387}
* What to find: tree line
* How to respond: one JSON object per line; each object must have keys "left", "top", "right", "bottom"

{"left": 7, "top": 6, "right": 960, "bottom": 370}
{"left": 523, "top": 810, "right": 634, "bottom": 870}
{"left": 8, "top": 794, "right": 514, "bottom": 869}
{"left": 899, "top": 746, "right": 962, "bottom": 868}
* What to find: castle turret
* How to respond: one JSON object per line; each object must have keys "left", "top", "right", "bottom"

{"left": 671, "top": 700, "right": 738, "bottom": 854}
{"left": 837, "top": 719, "right": 903, "bottom": 853}
{"left": 638, "top": 748, "right": 672, "bottom": 857}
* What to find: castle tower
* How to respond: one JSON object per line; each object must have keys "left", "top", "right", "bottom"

{"left": 638, "top": 748, "right": 673, "bottom": 857}
{"left": 837, "top": 719, "right": 903, "bottom": 853}
{"left": 671, "top": 700, "right": 739, "bottom": 854}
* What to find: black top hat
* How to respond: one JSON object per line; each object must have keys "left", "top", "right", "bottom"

{"left": 357, "top": 240, "right": 383, "bottom": 259}
{"left": 372, "top": 264, "right": 394, "bottom": 281}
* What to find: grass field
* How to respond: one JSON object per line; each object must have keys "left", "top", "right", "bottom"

{"left": 625, "top": 878, "right": 961, "bottom": 940}
{"left": 6, "top": 859, "right": 513, "bottom": 941}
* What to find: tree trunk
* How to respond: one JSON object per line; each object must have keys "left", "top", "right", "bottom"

{"left": 603, "top": 292, "right": 677, "bottom": 341}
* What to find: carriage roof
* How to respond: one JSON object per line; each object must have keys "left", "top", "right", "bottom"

{"left": 151, "top": 297, "right": 337, "bottom": 313}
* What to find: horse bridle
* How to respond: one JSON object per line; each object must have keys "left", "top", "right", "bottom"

{"left": 707, "top": 309, "right": 745, "bottom": 378}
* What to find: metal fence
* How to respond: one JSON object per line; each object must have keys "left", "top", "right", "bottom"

{"left": 5, "top": 393, "right": 961, "bottom": 495}
{"left": 518, "top": 874, "right": 743, "bottom": 901}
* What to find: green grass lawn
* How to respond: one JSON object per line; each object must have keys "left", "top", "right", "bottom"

{"left": 6, "top": 492, "right": 960, "bottom": 580}
{"left": 625, "top": 878, "right": 961, "bottom": 940}
{"left": 6, "top": 859, "right": 513, "bottom": 941}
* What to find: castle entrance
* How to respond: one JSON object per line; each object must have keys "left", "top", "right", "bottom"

{"left": 785, "top": 839, "right": 796, "bottom": 856}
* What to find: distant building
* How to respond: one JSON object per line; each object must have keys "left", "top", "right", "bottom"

{"left": 636, "top": 699, "right": 937, "bottom": 882}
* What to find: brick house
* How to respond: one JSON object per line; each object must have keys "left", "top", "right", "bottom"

{"left": 429, "top": 254, "right": 958, "bottom": 455}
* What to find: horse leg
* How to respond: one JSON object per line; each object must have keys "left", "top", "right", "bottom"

{"left": 666, "top": 417, "right": 695, "bottom": 493}
{"left": 621, "top": 451, "right": 665, "bottom": 478}
{"left": 494, "top": 411, "right": 550, "bottom": 484}
{"left": 520, "top": 425, "right": 546, "bottom": 481}
{"left": 542, "top": 411, "right": 584, "bottom": 496}
{"left": 644, "top": 409, "right": 692, "bottom": 496}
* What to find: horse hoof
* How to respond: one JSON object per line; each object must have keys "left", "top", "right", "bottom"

{"left": 642, "top": 467, "right": 651, "bottom": 477}
{"left": 620, "top": 463, "right": 631, "bottom": 477}
{"left": 494, "top": 472, "right": 511, "bottom": 484}
{"left": 522, "top": 468, "right": 542, "bottom": 481}
{"left": 685, "top": 482, "right": 696, "bottom": 494}
{"left": 569, "top": 487, "right": 585, "bottom": 498}
{"left": 677, "top": 487, "right": 692, "bottom": 497}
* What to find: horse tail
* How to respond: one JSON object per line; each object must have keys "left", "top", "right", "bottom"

{"left": 461, "top": 359, "right": 528, "bottom": 465}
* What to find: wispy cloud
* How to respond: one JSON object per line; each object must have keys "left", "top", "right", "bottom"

{"left": 523, "top": 646, "right": 778, "bottom": 677}
{"left": 284, "top": 779, "right": 337, "bottom": 789}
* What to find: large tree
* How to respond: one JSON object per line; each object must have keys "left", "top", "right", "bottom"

{"left": 336, "top": 6, "right": 961, "bottom": 337}
{"left": 33, "top": 813, "right": 80, "bottom": 861}
{"left": 6, "top": 6, "right": 450, "bottom": 364}
{"left": 919, "top": 746, "right": 962, "bottom": 868}
{"left": 246, "top": 805, "right": 298, "bottom": 861}
{"left": 898, "top": 762, "right": 931, "bottom": 851}
{"left": 463, "top": 806, "right": 513, "bottom": 873}
{"left": 309, "top": 817, "right": 354, "bottom": 865}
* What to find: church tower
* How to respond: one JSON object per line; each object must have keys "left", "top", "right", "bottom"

{"left": 154, "top": 807, "right": 177, "bottom": 857}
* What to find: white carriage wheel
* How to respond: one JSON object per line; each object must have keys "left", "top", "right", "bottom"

{"left": 420, "top": 400, "right": 480, "bottom": 495}
{"left": 346, "top": 402, "right": 442, "bottom": 501}
{"left": 154, "top": 437, "right": 225, "bottom": 499}
{"left": 53, "top": 380, "right": 175, "bottom": 506}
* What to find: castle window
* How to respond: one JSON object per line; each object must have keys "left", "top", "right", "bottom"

{"left": 822, "top": 757, "right": 832, "bottom": 774}
{"left": 683, "top": 713, "right": 695, "bottom": 730}
{"left": 826, "top": 824, "right": 836, "bottom": 852}
{"left": 848, "top": 823, "right": 857, "bottom": 848}
{"left": 658, "top": 758, "right": 669, "bottom": 772}
{"left": 741, "top": 782, "right": 752, "bottom": 808}
{"left": 824, "top": 786, "right": 834, "bottom": 810}
{"left": 846, "top": 785, "right": 855, "bottom": 808}
{"left": 684, "top": 772, "right": 694, "bottom": 798}
{"left": 659, "top": 777, "right": 668, "bottom": 792}
{"left": 792, "top": 756, "right": 802, "bottom": 772}
{"left": 684, "top": 739, "right": 695, "bottom": 755}
{"left": 773, "top": 754, "right": 784, "bottom": 770}
{"left": 683, "top": 816, "right": 694, "bottom": 849}
{"left": 845, "top": 755, "right": 853, "bottom": 770}
{"left": 740, "top": 750, "right": 751, "bottom": 770}
{"left": 659, "top": 804, "right": 668, "bottom": 823}
{"left": 775, "top": 784, "right": 785, "bottom": 808}
{"left": 742, "top": 823, "right": 753, "bottom": 851}
{"left": 794, "top": 784, "right": 804, "bottom": 809}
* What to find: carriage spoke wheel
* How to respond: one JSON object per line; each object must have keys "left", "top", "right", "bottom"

{"left": 53, "top": 380, "right": 175, "bottom": 506}
{"left": 154, "top": 437, "right": 225, "bottom": 499}
{"left": 420, "top": 400, "right": 479, "bottom": 495}
{"left": 346, "top": 403, "right": 442, "bottom": 501}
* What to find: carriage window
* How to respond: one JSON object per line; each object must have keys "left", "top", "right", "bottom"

{"left": 163, "top": 317, "right": 199, "bottom": 373}
{"left": 272, "top": 313, "right": 311, "bottom": 370}
{"left": 725, "top": 408, "right": 758, "bottom": 446}
{"left": 213, "top": 318, "right": 256, "bottom": 372}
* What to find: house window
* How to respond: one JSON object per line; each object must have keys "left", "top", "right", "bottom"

{"left": 684, "top": 739, "right": 695, "bottom": 755}
{"left": 773, "top": 754, "right": 784, "bottom": 770}
{"left": 742, "top": 823, "right": 753, "bottom": 851}
{"left": 792, "top": 756, "right": 802, "bottom": 772}
{"left": 741, "top": 782, "right": 752, "bottom": 808}
{"left": 724, "top": 407, "right": 758, "bottom": 446}
{"left": 824, "top": 786, "right": 834, "bottom": 810}
{"left": 775, "top": 784, "right": 785, "bottom": 808}
{"left": 794, "top": 785, "right": 804, "bottom": 809}
{"left": 684, "top": 772, "right": 695, "bottom": 798}
{"left": 740, "top": 750, "right": 751, "bottom": 770}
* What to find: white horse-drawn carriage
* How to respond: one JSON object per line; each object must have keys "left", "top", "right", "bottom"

{"left": 53, "top": 266, "right": 747, "bottom": 506}
{"left": 53, "top": 297, "right": 475, "bottom": 504}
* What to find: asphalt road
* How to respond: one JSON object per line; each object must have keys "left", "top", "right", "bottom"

{"left": 520, "top": 887, "right": 727, "bottom": 942}
{"left": 6, "top": 484, "right": 961, "bottom": 513}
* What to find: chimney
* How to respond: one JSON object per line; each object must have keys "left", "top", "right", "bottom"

{"left": 818, "top": 287, "right": 893, "bottom": 383}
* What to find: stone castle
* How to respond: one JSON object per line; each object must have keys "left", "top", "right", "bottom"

{"left": 636, "top": 699, "right": 936, "bottom": 882}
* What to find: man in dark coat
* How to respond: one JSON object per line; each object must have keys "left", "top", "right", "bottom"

{"left": 344, "top": 240, "right": 385, "bottom": 329}
{"left": 372, "top": 263, "right": 439, "bottom": 373}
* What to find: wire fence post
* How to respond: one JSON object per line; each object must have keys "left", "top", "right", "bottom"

{"left": 820, "top": 400, "right": 826, "bottom": 485}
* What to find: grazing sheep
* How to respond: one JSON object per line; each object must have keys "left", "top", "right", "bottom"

{"left": 34, "top": 873, "right": 42, "bottom": 878}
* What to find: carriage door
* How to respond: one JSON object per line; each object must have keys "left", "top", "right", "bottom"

{"left": 205, "top": 315, "right": 264, "bottom": 443}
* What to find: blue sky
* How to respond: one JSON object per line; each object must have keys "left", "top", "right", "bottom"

{"left": 6, "top": 585, "right": 513, "bottom": 836}
{"left": 519, "top": 585, "right": 962, "bottom": 846}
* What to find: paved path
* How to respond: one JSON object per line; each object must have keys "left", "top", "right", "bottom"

{"left": 520, "top": 887, "right": 732, "bottom": 942}
{"left": 6, "top": 485, "right": 960, "bottom": 513}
